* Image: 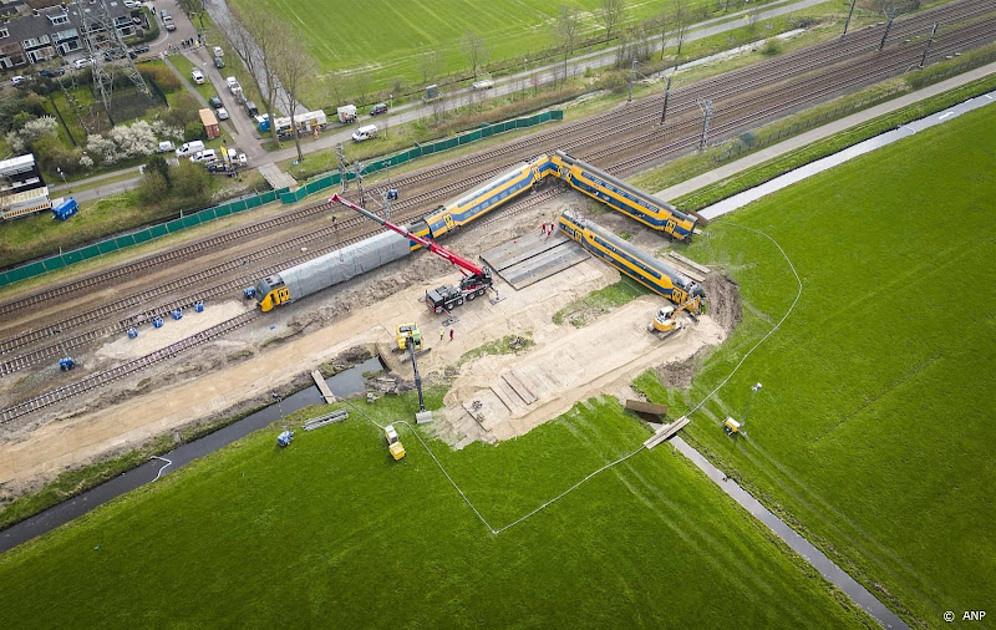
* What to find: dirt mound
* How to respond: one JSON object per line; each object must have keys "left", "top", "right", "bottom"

{"left": 704, "top": 272, "right": 742, "bottom": 332}
{"left": 656, "top": 346, "right": 712, "bottom": 389}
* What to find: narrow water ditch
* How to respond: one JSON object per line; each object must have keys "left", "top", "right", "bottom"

{"left": 0, "top": 356, "right": 382, "bottom": 553}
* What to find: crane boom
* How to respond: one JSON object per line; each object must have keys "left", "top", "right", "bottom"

{"left": 329, "top": 194, "right": 485, "bottom": 277}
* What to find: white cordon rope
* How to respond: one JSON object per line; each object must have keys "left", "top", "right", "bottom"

{"left": 150, "top": 456, "right": 173, "bottom": 481}
{"left": 343, "top": 223, "right": 803, "bottom": 535}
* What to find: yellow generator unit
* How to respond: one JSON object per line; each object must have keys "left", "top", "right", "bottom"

{"left": 384, "top": 424, "right": 406, "bottom": 461}
{"left": 723, "top": 417, "right": 742, "bottom": 434}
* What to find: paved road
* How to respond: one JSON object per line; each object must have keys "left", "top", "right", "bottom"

{"left": 671, "top": 437, "right": 909, "bottom": 629}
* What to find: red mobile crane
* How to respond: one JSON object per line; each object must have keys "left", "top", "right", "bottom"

{"left": 329, "top": 194, "right": 493, "bottom": 313}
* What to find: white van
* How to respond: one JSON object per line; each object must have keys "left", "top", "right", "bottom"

{"left": 175, "top": 140, "right": 205, "bottom": 157}
{"left": 351, "top": 124, "right": 378, "bottom": 142}
{"left": 189, "top": 149, "right": 218, "bottom": 164}
{"left": 191, "top": 69, "right": 205, "bottom": 85}
{"left": 472, "top": 79, "right": 495, "bottom": 90}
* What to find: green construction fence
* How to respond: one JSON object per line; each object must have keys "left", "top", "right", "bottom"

{"left": 0, "top": 110, "right": 563, "bottom": 288}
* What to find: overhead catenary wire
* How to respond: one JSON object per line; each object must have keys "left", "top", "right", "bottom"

{"left": 341, "top": 222, "right": 802, "bottom": 535}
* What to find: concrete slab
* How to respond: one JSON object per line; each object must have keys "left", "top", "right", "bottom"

{"left": 481, "top": 232, "right": 589, "bottom": 290}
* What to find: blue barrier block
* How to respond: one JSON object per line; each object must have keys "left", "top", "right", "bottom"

{"left": 152, "top": 316, "right": 165, "bottom": 329}
{"left": 127, "top": 327, "right": 139, "bottom": 339}
{"left": 171, "top": 308, "right": 183, "bottom": 320}
{"left": 194, "top": 301, "right": 205, "bottom": 313}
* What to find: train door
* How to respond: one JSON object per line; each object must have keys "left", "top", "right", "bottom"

{"left": 444, "top": 213, "right": 456, "bottom": 231}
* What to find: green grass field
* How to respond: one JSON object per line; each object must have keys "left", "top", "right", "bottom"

{"left": 636, "top": 104, "right": 996, "bottom": 626}
{"left": 230, "top": 0, "right": 725, "bottom": 103}
{"left": 0, "top": 391, "right": 870, "bottom": 627}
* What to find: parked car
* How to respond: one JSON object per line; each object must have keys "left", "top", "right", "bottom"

{"left": 10, "top": 75, "right": 27, "bottom": 86}
{"left": 123, "top": 0, "right": 141, "bottom": 8}
{"left": 213, "top": 56, "right": 225, "bottom": 69}
{"left": 162, "top": 16, "right": 176, "bottom": 31}
{"left": 189, "top": 149, "right": 218, "bottom": 164}
{"left": 131, "top": 44, "right": 150, "bottom": 56}
{"left": 351, "top": 124, "right": 378, "bottom": 142}
{"left": 157, "top": 140, "right": 176, "bottom": 153}
{"left": 472, "top": 79, "right": 495, "bottom": 91}
{"left": 216, "top": 107, "right": 229, "bottom": 121}
{"left": 213, "top": 46, "right": 224, "bottom": 57}
{"left": 225, "top": 76, "right": 239, "bottom": 90}
{"left": 369, "top": 102, "right": 389, "bottom": 116}
{"left": 73, "top": 57, "right": 92, "bottom": 69}
{"left": 208, "top": 95, "right": 223, "bottom": 108}
{"left": 191, "top": 69, "right": 205, "bottom": 85}
{"left": 175, "top": 140, "right": 205, "bottom": 157}
{"left": 38, "top": 68, "right": 65, "bottom": 78}
{"left": 244, "top": 100, "right": 258, "bottom": 117}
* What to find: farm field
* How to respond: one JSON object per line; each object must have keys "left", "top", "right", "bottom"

{"left": 0, "top": 392, "right": 869, "bottom": 627}
{"left": 229, "top": 0, "right": 727, "bottom": 100}
{"left": 636, "top": 104, "right": 996, "bottom": 626}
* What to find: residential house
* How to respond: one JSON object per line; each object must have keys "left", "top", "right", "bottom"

{"left": 0, "top": 0, "right": 146, "bottom": 70}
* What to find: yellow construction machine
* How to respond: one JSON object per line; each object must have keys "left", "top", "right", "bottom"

{"left": 649, "top": 297, "right": 701, "bottom": 336}
{"left": 395, "top": 323, "right": 423, "bottom": 352}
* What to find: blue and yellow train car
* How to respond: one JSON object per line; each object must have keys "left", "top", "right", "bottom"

{"left": 550, "top": 150, "right": 697, "bottom": 241}
{"left": 558, "top": 210, "right": 704, "bottom": 307}
{"left": 409, "top": 155, "right": 555, "bottom": 248}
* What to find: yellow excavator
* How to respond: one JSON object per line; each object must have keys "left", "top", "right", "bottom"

{"left": 395, "top": 323, "right": 423, "bottom": 352}
{"left": 649, "top": 297, "right": 702, "bottom": 337}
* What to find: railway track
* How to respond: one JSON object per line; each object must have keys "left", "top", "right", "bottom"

{"left": 1, "top": 0, "right": 992, "bottom": 420}
{"left": 1, "top": 0, "right": 987, "bottom": 322}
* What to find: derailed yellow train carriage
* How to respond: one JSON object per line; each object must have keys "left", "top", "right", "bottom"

{"left": 557, "top": 209, "right": 704, "bottom": 307}
{"left": 549, "top": 150, "right": 697, "bottom": 241}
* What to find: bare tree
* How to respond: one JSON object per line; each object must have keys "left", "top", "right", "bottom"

{"left": 274, "top": 35, "right": 317, "bottom": 163}
{"left": 554, "top": 5, "right": 581, "bottom": 83}
{"left": 417, "top": 48, "right": 443, "bottom": 86}
{"left": 673, "top": 0, "right": 688, "bottom": 57}
{"left": 461, "top": 31, "right": 490, "bottom": 78}
{"left": 600, "top": 0, "right": 626, "bottom": 41}
{"left": 656, "top": 10, "right": 671, "bottom": 61}
{"left": 227, "top": 6, "right": 286, "bottom": 145}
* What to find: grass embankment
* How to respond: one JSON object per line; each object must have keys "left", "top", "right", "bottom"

{"left": 630, "top": 43, "right": 996, "bottom": 196}
{"left": 0, "top": 389, "right": 870, "bottom": 627}
{"left": 634, "top": 105, "right": 996, "bottom": 627}
{"left": 0, "top": 401, "right": 262, "bottom": 531}
{"left": 553, "top": 276, "right": 648, "bottom": 327}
